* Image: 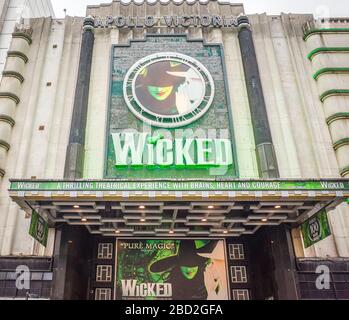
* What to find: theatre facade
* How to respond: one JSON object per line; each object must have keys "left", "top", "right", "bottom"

{"left": 0, "top": 0, "right": 349, "bottom": 300}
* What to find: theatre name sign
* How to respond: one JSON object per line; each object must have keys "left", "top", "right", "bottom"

{"left": 93, "top": 15, "right": 239, "bottom": 29}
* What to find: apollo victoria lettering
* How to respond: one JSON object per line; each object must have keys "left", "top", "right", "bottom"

{"left": 94, "top": 15, "right": 239, "bottom": 29}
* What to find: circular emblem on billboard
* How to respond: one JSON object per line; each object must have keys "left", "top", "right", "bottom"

{"left": 308, "top": 217, "right": 322, "bottom": 242}
{"left": 123, "top": 52, "right": 215, "bottom": 128}
{"left": 36, "top": 218, "right": 45, "bottom": 242}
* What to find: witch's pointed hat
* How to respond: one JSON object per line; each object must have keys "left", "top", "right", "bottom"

{"left": 149, "top": 241, "right": 208, "bottom": 273}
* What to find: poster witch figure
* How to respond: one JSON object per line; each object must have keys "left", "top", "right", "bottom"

{"left": 134, "top": 61, "right": 205, "bottom": 116}
{"left": 149, "top": 240, "right": 209, "bottom": 300}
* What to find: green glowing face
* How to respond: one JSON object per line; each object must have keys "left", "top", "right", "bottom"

{"left": 180, "top": 266, "right": 199, "bottom": 280}
{"left": 147, "top": 85, "right": 173, "bottom": 101}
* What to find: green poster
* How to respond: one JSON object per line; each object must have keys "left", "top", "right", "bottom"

{"left": 106, "top": 36, "right": 238, "bottom": 179}
{"left": 29, "top": 210, "right": 49, "bottom": 247}
{"left": 116, "top": 239, "right": 229, "bottom": 300}
{"left": 301, "top": 210, "right": 332, "bottom": 249}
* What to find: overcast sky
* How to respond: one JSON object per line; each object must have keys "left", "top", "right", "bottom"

{"left": 51, "top": 0, "right": 349, "bottom": 18}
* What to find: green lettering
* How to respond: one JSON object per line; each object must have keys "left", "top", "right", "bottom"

{"left": 156, "top": 139, "right": 173, "bottom": 166}
{"left": 112, "top": 132, "right": 148, "bottom": 166}
{"left": 175, "top": 138, "right": 195, "bottom": 166}
{"left": 197, "top": 139, "right": 215, "bottom": 165}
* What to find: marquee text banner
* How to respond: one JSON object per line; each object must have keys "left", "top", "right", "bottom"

{"left": 9, "top": 180, "right": 349, "bottom": 192}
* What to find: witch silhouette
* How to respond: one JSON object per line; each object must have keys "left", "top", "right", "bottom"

{"left": 149, "top": 240, "right": 209, "bottom": 300}
{"left": 134, "top": 61, "right": 204, "bottom": 117}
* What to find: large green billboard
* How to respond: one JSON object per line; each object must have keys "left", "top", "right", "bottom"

{"left": 116, "top": 239, "right": 229, "bottom": 300}
{"left": 106, "top": 36, "right": 238, "bottom": 179}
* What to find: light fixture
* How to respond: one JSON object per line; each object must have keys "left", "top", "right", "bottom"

{"left": 140, "top": 218, "right": 146, "bottom": 222}
{"left": 169, "top": 230, "right": 175, "bottom": 234}
{"left": 223, "top": 230, "right": 228, "bottom": 234}
{"left": 208, "top": 205, "right": 214, "bottom": 209}
{"left": 73, "top": 205, "right": 80, "bottom": 209}
{"left": 202, "top": 218, "right": 208, "bottom": 222}
{"left": 262, "top": 218, "right": 268, "bottom": 222}
{"left": 115, "top": 230, "right": 120, "bottom": 234}
{"left": 81, "top": 218, "right": 87, "bottom": 222}
{"left": 139, "top": 205, "right": 146, "bottom": 209}
{"left": 275, "top": 205, "right": 281, "bottom": 209}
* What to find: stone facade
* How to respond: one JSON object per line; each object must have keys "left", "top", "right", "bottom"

{"left": 0, "top": 0, "right": 54, "bottom": 77}
{"left": 0, "top": 0, "right": 348, "bottom": 299}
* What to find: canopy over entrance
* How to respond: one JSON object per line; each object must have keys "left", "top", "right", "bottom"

{"left": 9, "top": 179, "right": 349, "bottom": 237}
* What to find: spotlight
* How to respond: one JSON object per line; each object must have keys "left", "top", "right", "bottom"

{"left": 73, "top": 205, "right": 80, "bottom": 209}
{"left": 139, "top": 206, "right": 145, "bottom": 209}
{"left": 275, "top": 205, "right": 281, "bottom": 209}
{"left": 81, "top": 218, "right": 87, "bottom": 222}
{"left": 208, "top": 205, "right": 214, "bottom": 209}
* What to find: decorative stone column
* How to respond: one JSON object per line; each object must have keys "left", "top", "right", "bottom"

{"left": 237, "top": 15, "right": 299, "bottom": 300}
{"left": 64, "top": 16, "right": 95, "bottom": 179}
{"left": 237, "top": 15, "right": 279, "bottom": 179}
{"left": 52, "top": 16, "right": 95, "bottom": 300}
{"left": 0, "top": 25, "right": 32, "bottom": 178}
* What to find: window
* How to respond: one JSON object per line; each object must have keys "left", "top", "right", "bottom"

{"left": 231, "top": 266, "right": 248, "bottom": 283}
{"left": 96, "top": 265, "right": 113, "bottom": 282}
{"left": 232, "top": 290, "right": 250, "bottom": 301}
{"left": 229, "top": 244, "right": 245, "bottom": 260}
{"left": 98, "top": 243, "right": 113, "bottom": 260}
{"left": 95, "top": 288, "right": 112, "bottom": 301}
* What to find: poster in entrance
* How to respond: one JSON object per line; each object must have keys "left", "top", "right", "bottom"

{"left": 116, "top": 239, "right": 229, "bottom": 300}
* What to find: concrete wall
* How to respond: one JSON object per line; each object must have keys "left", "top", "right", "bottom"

{"left": 0, "top": 0, "right": 55, "bottom": 76}
{"left": 0, "top": 0, "right": 9, "bottom": 33}
{"left": 0, "top": 16, "right": 82, "bottom": 256}
{"left": 249, "top": 15, "right": 349, "bottom": 258}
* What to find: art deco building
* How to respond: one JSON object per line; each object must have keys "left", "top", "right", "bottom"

{"left": 0, "top": 0, "right": 54, "bottom": 77}
{"left": 0, "top": 0, "right": 348, "bottom": 300}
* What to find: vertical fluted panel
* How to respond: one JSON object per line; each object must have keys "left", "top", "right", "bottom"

{"left": 0, "top": 26, "right": 31, "bottom": 177}
{"left": 305, "top": 27, "right": 349, "bottom": 177}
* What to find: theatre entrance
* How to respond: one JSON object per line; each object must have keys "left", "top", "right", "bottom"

{"left": 9, "top": 179, "right": 348, "bottom": 300}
